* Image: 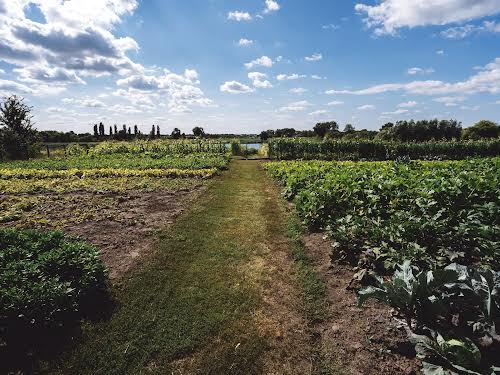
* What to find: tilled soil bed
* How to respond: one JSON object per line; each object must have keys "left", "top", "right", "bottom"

{"left": 303, "top": 232, "right": 421, "bottom": 375}
{"left": 0, "top": 184, "right": 206, "bottom": 279}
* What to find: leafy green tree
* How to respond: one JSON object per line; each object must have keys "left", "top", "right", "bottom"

{"left": 260, "top": 130, "right": 269, "bottom": 141}
{"left": 377, "top": 119, "right": 462, "bottom": 142}
{"left": 192, "top": 126, "right": 205, "bottom": 137}
{"left": 344, "top": 123, "right": 355, "bottom": 133}
{"left": 171, "top": 128, "right": 181, "bottom": 139}
{"left": 0, "top": 95, "right": 39, "bottom": 160}
{"left": 275, "top": 128, "right": 296, "bottom": 137}
{"left": 314, "top": 121, "right": 338, "bottom": 138}
{"left": 462, "top": 120, "right": 499, "bottom": 140}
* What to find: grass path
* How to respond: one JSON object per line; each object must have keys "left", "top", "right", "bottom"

{"left": 47, "top": 160, "right": 325, "bottom": 374}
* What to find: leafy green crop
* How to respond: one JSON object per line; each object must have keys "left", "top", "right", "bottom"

{"left": 0, "top": 152, "right": 230, "bottom": 171}
{"left": 0, "top": 229, "right": 107, "bottom": 351}
{"left": 358, "top": 261, "right": 500, "bottom": 374}
{"left": 266, "top": 158, "right": 500, "bottom": 273}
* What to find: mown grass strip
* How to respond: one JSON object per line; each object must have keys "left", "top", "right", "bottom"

{"left": 44, "top": 160, "right": 269, "bottom": 375}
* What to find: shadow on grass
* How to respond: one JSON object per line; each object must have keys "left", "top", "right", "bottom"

{"left": 0, "top": 288, "right": 116, "bottom": 375}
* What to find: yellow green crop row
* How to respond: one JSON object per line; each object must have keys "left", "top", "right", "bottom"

{"left": 0, "top": 167, "right": 217, "bottom": 180}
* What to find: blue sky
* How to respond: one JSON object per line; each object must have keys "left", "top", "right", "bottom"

{"left": 0, "top": 0, "right": 499, "bottom": 134}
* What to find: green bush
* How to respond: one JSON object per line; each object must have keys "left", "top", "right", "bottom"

{"left": 0, "top": 229, "right": 107, "bottom": 347}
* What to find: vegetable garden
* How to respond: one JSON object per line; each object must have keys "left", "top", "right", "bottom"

{"left": 265, "top": 156, "right": 500, "bottom": 374}
{"left": 0, "top": 140, "right": 230, "bottom": 372}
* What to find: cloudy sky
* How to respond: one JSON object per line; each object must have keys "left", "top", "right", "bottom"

{"left": 0, "top": 0, "right": 499, "bottom": 134}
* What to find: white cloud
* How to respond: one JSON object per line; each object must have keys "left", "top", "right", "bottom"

{"left": 358, "top": 104, "right": 376, "bottom": 111}
{"left": 238, "top": 38, "right": 254, "bottom": 46}
{"left": 382, "top": 108, "right": 408, "bottom": 115}
{"left": 327, "top": 100, "right": 344, "bottom": 106}
{"left": 398, "top": 100, "right": 418, "bottom": 108}
{"left": 355, "top": 0, "right": 500, "bottom": 35}
{"left": 311, "top": 75, "right": 325, "bottom": 80}
{"left": 276, "top": 73, "right": 306, "bottom": 81}
{"left": 62, "top": 97, "right": 105, "bottom": 108}
{"left": 289, "top": 87, "right": 307, "bottom": 94}
{"left": 264, "top": 0, "right": 280, "bottom": 14}
{"left": 325, "top": 57, "right": 500, "bottom": 96}
{"left": 278, "top": 100, "right": 312, "bottom": 112}
{"left": 0, "top": 78, "right": 33, "bottom": 94}
{"left": 305, "top": 53, "right": 323, "bottom": 62}
{"left": 460, "top": 105, "right": 480, "bottom": 110}
{"left": 441, "top": 24, "right": 477, "bottom": 39}
{"left": 434, "top": 96, "right": 466, "bottom": 106}
{"left": 437, "top": 50, "right": 446, "bottom": 55}
{"left": 0, "top": 0, "right": 141, "bottom": 86}
{"left": 441, "top": 20, "right": 500, "bottom": 39}
{"left": 407, "top": 67, "right": 435, "bottom": 75}
{"left": 115, "top": 69, "right": 213, "bottom": 113}
{"left": 248, "top": 72, "right": 273, "bottom": 88}
{"left": 108, "top": 104, "right": 142, "bottom": 114}
{"left": 309, "top": 110, "right": 329, "bottom": 116}
{"left": 322, "top": 24, "right": 340, "bottom": 30}
{"left": 228, "top": 11, "right": 252, "bottom": 21}
{"left": 244, "top": 56, "right": 273, "bottom": 69}
{"left": 220, "top": 80, "right": 254, "bottom": 94}
{"left": 0, "top": 69, "right": 5, "bottom": 74}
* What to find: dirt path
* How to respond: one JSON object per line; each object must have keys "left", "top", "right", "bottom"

{"left": 46, "top": 160, "right": 315, "bottom": 375}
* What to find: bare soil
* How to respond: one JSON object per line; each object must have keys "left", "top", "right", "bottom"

{"left": 1, "top": 185, "right": 206, "bottom": 279}
{"left": 303, "top": 232, "right": 421, "bottom": 375}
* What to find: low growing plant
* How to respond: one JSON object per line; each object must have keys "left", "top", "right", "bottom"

{"left": 0, "top": 229, "right": 108, "bottom": 351}
{"left": 358, "top": 261, "right": 500, "bottom": 374}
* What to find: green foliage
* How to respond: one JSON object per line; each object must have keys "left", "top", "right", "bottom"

{"left": 65, "top": 143, "right": 86, "bottom": 156}
{"left": 89, "top": 139, "right": 227, "bottom": 155}
{"left": 314, "top": 121, "right": 338, "bottom": 138}
{"left": 0, "top": 95, "right": 40, "bottom": 160}
{"left": 268, "top": 138, "right": 500, "bottom": 160}
{"left": 463, "top": 121, "right": 500, "bottom": 140}
{"left": 231, "top": 140, "right": 242, "bottom": 155}
{"left": 1, "top": 152, "right": 230, "bottom": 171}
{"left": 265, "top": 158, "right": 500, "bottom": 273}
{"left": 192, "top": 126, "right": 205, "bottom": 137}
{"left": 358, "top": 261, "right": 500, "bottom": 374}
{"left": 0, "top": 229, "right": 107, "bottom": 348}
{"left": 375, "top": 119, "right": 462, "bottom": 142}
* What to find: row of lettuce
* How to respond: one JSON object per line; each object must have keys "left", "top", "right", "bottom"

{"left": 265, "top": 158, "right": 499, "bottom": 374}
{"left": 0, "top": 140, "right": 231, "bottom": 364}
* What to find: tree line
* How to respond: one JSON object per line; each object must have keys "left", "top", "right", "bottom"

{"left": 260, "top": 119, "right": 499, "bottom": 142}
{"left": 1, "top": 94, "right": 499, "bottom": 161}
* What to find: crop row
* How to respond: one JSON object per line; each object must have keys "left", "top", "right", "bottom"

{"left": 2, "top": 152, "right": 231, "bottom": 171}
{"left": 0, "top": 167, "right": 217, "bottom": 180}
{"left": 87, "top": 140, "right": 228, "bottom": 155}
{"left": 265, "top": 158, "right": 500, "bottom": 272}
{"left": 266, "top": 158, "right": 500, "bottom": 374}
{"left": 268, "top": 138, "right": 500, "bottom": 160}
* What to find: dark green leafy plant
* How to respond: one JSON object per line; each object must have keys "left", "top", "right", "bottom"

{"left": 0, "top": 229, "right": 108, "bottom": 351}
{"left": 266, "top": 159, "right": 500, "bottom": 274}
{"left": 358, "top": 261, "right": 500, "bottom": 374}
